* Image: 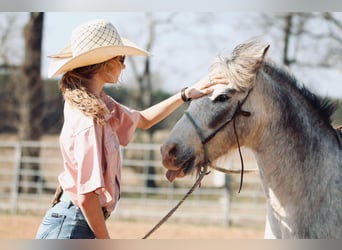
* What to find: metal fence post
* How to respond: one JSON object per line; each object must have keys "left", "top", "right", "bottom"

{"left": 10, "top": 141, "right": 22, "bottom": 214}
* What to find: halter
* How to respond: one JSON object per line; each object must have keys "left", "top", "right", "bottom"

{"left": 142, "top": 88, "right": 253, "bottom": 239}
{"left": 184, "top": 88, "right": 252, "bottom": 193}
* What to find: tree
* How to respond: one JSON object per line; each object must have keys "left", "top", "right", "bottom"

{"left": 261, "top": 12, "right": 342, "bottom": 124}
{"left": 126, "top": 13, "right": 168, "bottom": 188}
{"left": 0, "top": 13, "right": 23, "bottom": 133}
{"left": 261, "top": 12, "right": 342, "bottom": 68}
{"left": 17, "top": 12, "right": 44, "bottom": 193}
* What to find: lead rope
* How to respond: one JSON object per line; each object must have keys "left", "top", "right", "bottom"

{"left": 142, "top": 117, "right": 211, "bottom": 239}
{"left": 141, "top": 122, "right": 247, "bottom": 239}
{"left": 142, "top": 164, "right": 209, "bottom": 239}
{"left": 233, "top": 112, "right": 244, "bottom": 193}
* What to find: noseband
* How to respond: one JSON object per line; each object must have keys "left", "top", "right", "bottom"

{"left": 184, "top": 89, "right": 252, "bottom": 193}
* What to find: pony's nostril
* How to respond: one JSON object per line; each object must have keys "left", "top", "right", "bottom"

{"left": 168, "top": 144, "right": 178, "bottom": 158}
{"left": 161, "top": 143, "right": 177, "bottom": 158}
{"left": 161, "top": 143, "right": 179, "bottom": 167}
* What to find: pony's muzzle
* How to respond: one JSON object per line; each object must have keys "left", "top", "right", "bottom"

{"left": 160, "top": 143, "right": 179, "bottom": 170}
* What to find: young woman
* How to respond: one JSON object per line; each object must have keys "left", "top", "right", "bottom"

{"left": 35, "top": 19, "right": 228, "bottom": 239}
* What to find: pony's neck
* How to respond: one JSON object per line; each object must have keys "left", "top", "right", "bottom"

{"left": 249, "top": 74, "right": 340, "bottom": 204}
{"left": 251, "top": 120, "right": 341, "bottom": 237}
{"left": 235, "top": 61, "right": 341, "bottom": 238}
{"left": 246, "top": 73, "right": 340, "bottom": 200}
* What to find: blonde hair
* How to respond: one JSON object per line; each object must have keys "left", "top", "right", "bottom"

{"left": 59, "top": 59, "right": 114, "bottom": 125}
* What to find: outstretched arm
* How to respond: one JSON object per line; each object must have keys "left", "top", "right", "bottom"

{"left": 137, "top": 74, "right": 228, "bottom": 130}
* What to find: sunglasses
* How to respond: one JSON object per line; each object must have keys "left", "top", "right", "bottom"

{"left": 116, "top": 56, "right": 125, "bottom": 64}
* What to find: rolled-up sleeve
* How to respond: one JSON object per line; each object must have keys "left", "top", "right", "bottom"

{"left": 114, "top": 104, "right": 141, "bottom": 146}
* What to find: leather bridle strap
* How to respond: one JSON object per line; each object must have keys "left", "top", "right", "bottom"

{"left": 184, "top": 90, "right": 252, "bottom": 193}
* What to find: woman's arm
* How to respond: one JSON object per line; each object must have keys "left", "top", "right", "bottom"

{"left": 77, "top": 192, "right": 110, "bottom": 239}
{"left": 137, "top": 92, "right": 183, "bottom": 130}
{"left": 137, "top": 74, "right": 228, "bottom": 130}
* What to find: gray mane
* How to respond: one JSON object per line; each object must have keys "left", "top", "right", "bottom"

{"left": 262, "top": 60, "right": 337, "bottom": 126}
{"left": 212, "top": 39, "right": 337, "bottom": 127}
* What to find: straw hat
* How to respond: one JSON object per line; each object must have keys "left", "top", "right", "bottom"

{"left": 48, "top": 19, "right": 149, "bottom": 78}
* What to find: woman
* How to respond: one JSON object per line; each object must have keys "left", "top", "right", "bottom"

{"left": 36, "top": 19, "right": 227, "bottom": 239}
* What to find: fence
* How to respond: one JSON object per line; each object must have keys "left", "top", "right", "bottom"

{"left": 0, "top": 139, "right": 266, "bottom": 227}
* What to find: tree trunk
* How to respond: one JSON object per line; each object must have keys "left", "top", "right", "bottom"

{"left": 283, "top": 13, "right": 293, "bottom": 66}
{"left": 18, "top": 12, "right": 44, "bottom": 193}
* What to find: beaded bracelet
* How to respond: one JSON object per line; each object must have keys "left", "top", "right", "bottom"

{"left": 181, "top": 87, "right": 191, "bottom": 102}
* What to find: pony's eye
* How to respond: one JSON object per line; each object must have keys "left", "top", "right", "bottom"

{"left": 214, "top": 94, "right": 230, "bottom": 103}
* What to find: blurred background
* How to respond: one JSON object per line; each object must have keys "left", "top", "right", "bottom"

{"left": 0, "top": 12, "right": 341, "bottom": 239}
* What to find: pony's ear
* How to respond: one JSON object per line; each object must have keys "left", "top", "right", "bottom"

{"left": 258, "top": 43, "right": 270, "bottom": 62}
{"left": 231, "top": 39, "right": 270, "bottom": 72}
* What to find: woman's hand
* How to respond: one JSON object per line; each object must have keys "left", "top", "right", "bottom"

{"left": 184, "top": 74, "right": 229, "bottom": 100}
{"left": 137, "top": 74, "right": 229, "bottom": 130}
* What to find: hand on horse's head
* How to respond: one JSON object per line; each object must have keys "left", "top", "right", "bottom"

{"left": 186, "top": 73, "right": 229, "bottom": 100}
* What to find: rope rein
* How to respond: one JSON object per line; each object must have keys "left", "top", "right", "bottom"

{"left": 210, "top": 165, "right": 257, "bottom": 174}
{"left": 142, "top": 164, "right": 209, "bottom": 239}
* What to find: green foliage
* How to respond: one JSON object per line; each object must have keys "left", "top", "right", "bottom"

{"left": 103, "top": 85, "right": 131, "bottom": 106}
{"left": 0, "top": 76, "right": 63, "bottom": 134}
{"left": 150, "top": 90, "right": 187, "bottom": 133}
{"left": 41, "top": 79, "right": 63, "bottom": 133}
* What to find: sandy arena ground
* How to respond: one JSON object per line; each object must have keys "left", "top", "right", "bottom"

{"left": 0, "top": 214, "right": 264, "bottom": 239}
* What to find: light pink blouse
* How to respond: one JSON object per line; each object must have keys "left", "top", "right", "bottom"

{"left": 58, "top": 93, "right": 140, "bottom": 212}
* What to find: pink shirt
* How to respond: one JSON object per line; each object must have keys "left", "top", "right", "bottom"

{"left": 58, "top": 93, "right": 140, "bottom": 212}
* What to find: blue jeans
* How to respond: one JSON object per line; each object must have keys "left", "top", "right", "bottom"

{"left": 35, "top": 201, "right": 95, "bottom": 239}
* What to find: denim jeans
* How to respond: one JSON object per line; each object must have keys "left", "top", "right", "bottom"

{"left": 36, "top": 201, "right": 95, "bottom": 239}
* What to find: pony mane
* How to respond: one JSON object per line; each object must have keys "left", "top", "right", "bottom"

{"left": 263, "top": 60, "right": 337, "bottom": 125}
{"left": 209, "top": 56, "right": 255, "bottom": 91}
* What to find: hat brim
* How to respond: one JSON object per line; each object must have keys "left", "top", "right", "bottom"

{"left": 48, "top": 38, "right": 149, "bottom": 78}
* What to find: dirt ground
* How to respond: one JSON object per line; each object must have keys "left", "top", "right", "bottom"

{"left": 0, "top": 214, "right": 264, "bottom": 239}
